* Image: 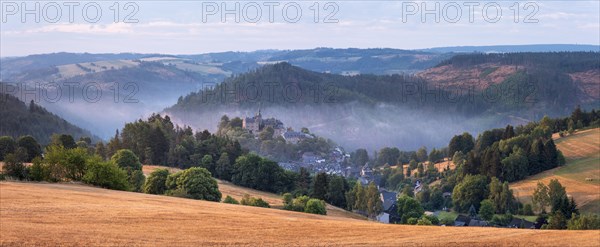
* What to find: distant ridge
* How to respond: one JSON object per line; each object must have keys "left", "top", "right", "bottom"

{"left": 419, "top": 44, "right": 600, "bottom": 53}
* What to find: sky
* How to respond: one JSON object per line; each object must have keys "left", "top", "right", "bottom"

{"left": 1, "top": 0, "right": 599, "bottom": 57}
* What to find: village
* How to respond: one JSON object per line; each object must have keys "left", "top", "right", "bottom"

{"left": 240, "top": 110, "right": 541, "bottom": 228}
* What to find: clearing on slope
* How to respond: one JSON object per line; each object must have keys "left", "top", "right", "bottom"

{"left": 511, "top": 128, "right": 600, "bottom": 214}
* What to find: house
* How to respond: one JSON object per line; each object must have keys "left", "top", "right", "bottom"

{"left": 282, "top": 131, "right": 311, "bottom": 144}
{"left": 454, "top": 215, "right": 471, "bottom": 226}
{"left": 360, "top": 163, "right": 373, "bottom": 179}
{"left": 414, "top": 180, "right": 422, "bottom": 194}
{"left": 358, "top": 177, "right": 370, "bottom": 186}
{"left": 508, "top": 218, "right": 536, "bottom": 229}
{"left": 377, "top": 190, "right": 399, "bottom": 224}
{"left": 468, "top": 219, "right": 489, "bottom": 227}
{"left": 345, "top": 166, "right": 361, "bottom": 178}
{"left": 302, "top": 152, "right": 319, "bottom": 164}
{"left": 442, "top": 192, "right": 452, "bottom": 198}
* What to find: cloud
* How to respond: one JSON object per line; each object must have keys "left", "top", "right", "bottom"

{"left": 5, "top": 22, "right": 134, "bottom": 35}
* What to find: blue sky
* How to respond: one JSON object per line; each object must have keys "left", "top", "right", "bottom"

{"left": 1, "top": 1, "right": 599, "bottom": 56}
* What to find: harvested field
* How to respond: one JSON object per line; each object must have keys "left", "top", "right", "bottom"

{"left": 1, "top": 182, "right": 598, "bottom": 246}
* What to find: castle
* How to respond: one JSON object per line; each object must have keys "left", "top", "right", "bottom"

{"left": 242, "top": 108, "right": 285, "bottom": 136}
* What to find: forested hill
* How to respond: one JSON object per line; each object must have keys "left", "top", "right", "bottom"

{"left": 418, "top": 52, "right": 600, "bottom": 115}
{"left": 169, "top": 52, "right": 600, "bottom": 116}
{"left": 0, "top": 93, "right": 98, "bottom": 144}
{"left": 164, "top": 52, "right": 599, "bottom": 151}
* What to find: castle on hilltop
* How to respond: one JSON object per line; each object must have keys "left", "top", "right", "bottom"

{"left": 242, "top": 108, "right": 285, "bottom": 137}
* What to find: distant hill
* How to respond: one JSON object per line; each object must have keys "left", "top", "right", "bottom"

{"left": 166, "top": 52, "right": 599, "bottom": 150}
{"left": 0, "top": 93, "right": 98, "bottom": 144}
{"left": 420, "top": 44, "right": 600, "bottom": 53}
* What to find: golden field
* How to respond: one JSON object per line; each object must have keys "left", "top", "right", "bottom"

{"left": 2, "top": 181, "right": 599, "bottom": 246}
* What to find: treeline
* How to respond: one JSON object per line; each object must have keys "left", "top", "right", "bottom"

{"left": 0, "top": 93, "right": 98, "bottom": 144}
{"left": 453, "top": 106, "right": 600, "bottom": 183}
{"left": 437, "top": 52, "right": 600, "bottom": 73}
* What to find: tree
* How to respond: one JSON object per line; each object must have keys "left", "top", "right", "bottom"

{"left": 215, "top": 152, "right": 232, "bottom": 180}
{"left": 353, "top": 183, "right": 366, "bottom": 212}
{"left": 95, "top": 142, "right": 107, "bottom": 160}
{"left": 546, "top": 211, "right": 567, "bottom": 229}
{"left": 416, "top": 146, "right": 428, "bottom": 162}
{"left": 83, "top": 158, "right": 130, "bottom": 191}
{"left": 259, "top": 126, "right": 274, "bottom": 141}
{"left": 129, "top": 170, "right": 146, "bottom": 192}
{"left": 51, "top": 134, "right": 77, "bottom": 149}
{"left": 0, "top": 136, "right": 16, "bottom": 161}
{"left": 3, "top": 153, "right": 27, "bottom": 180}
{"left": 548, "top": 179, "right": 567, "bottom": 213}
{"left": 143, "top": 168, "right": 169, "bottom": 194}
{"left": 479, "top": 199, "right": 495, "bottom": 221}
{"left": 397, "top": 195, "right": 424, "bottom": 224}
{"left": 17, "top": 135, "right": 41, "bottom": 162}
{"left": 64, "top": 147, "right": 89, "bottom": 181}
{"left": 500, "top": 148, "right": 528, "bottom": 182}
{"left": 448, "top": 132, "right": 474, "bottom": 157}
{"left": 366, "top": 182, "right": 383, "bottom": 217}
{"left": 231, "top": 153, "right": 293, "bottom": 193}
{"left": 296, "top": 167, "right": 311, "bottom": 195}
{"left": 312, "top": 173, "right": 329, "bottom": 200}
{"left": 166, "top": 167, "right": 221, "bottom": 202}
{"left": 532, "top": 182, "right": 550, "bottom": 212}
{"left": 111, "top": 149, "right": 142, "bottom": 172}
{"left": 352, "top": 149, "right": 369, "bottom": 167}
{"left": 305, "top": 199, "right": 327, "bottom": 215}
{"left": 452, "top": 174, "right": 488, "bottom": 212}
{"left": 326, "top": 175, "right": 347, "bottom": 208}
{"left": 201, "top": 155, "right": 214, "bottom": 173}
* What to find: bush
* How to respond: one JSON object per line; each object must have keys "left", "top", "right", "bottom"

{"left": 282, "top": 193, "right": 294, "bottom": 210}
{"left": 304, "top": 199, "right": 327, "bottom": 215}
{"left": 240, "top": 194, "right": 270, "bottom": 208}
{"left": 417, "top": 217, "right": 432, "bottom": 225}
{"left": 424, "top": 215, "right": 440, "bottom": 225}
{"left": 407, "top": 217, "right": 418, "bottom": 225}
{"left": 291, "top": 195, "right": 310, "bottom": 212}
{"left": 28, "top": 157, "right": 48, "bottom": 181}
{"left": 166, "top": 167, "right": 221, "bottom": 202}
{"left": 3, "top": 153, "right": 27, "bottom": 180}
{"left": 83, "top": 158, "right": 130, "bottom": 191}
{"left": 129, "top": 170, "right": 146, "bottom": 192}
{"left": 143, "top": 168, "right": 169, "bottom": 194}
{"left": 440, "top": 217, "right": 454, "bottom": 226}
{"left": 567, "top": 214, "right": 600, "bottom": 230}
{"left": 223, "top": 195, "right": 239, "bottom": 204}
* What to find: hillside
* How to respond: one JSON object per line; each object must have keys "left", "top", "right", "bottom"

{"left": 142, "top": 165, "right": 364, "bottom": 220}
{"left": 0, "top": 93, "right": 98, "bottom": 144}
{"left": 2, "top": 182, "right": 598, "bottom": 246}
{"left": 511, "top": 128, "right": 600, "bottom": 214}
